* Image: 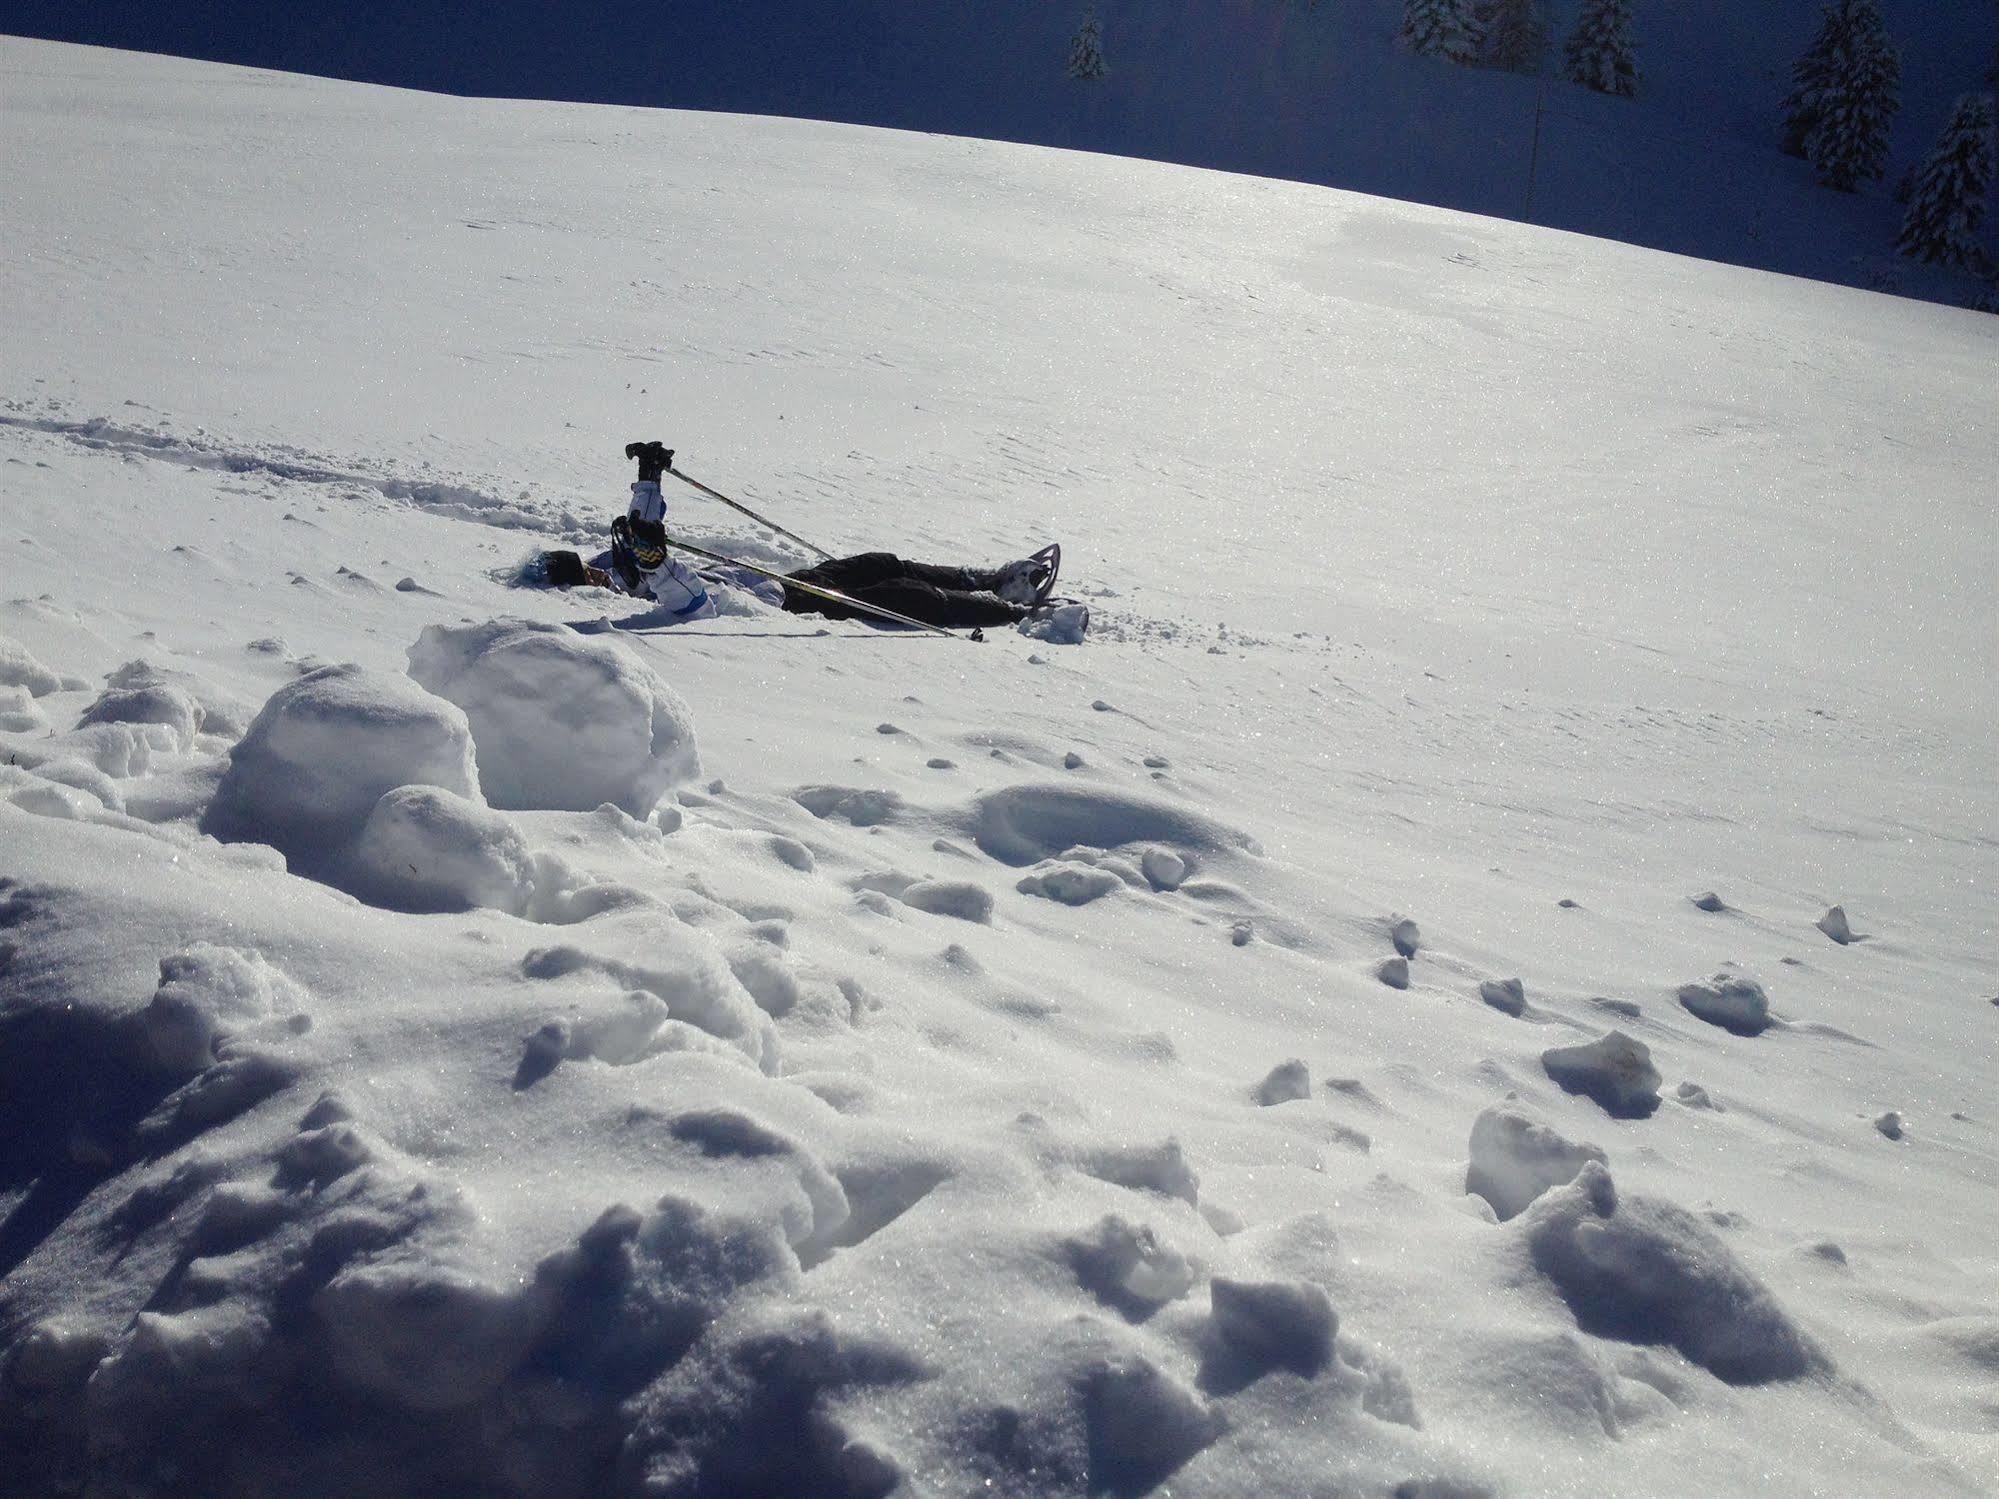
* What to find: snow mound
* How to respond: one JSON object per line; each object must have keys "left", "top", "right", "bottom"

{"left": 969, "top": 783, "right": 1256, "bottom": 867}
{"left": 407, "top": 617, "right": 698, "bottom": 814}
{"left": 141, "top": 943, "right": 312, "bottom": 1074}
{"left": 1063, "top": 1214, "right": 1201, "bottom": 1317}
{"left": 351, "top": 783, "right": 537, "bottom": 915}
{"left": 1676, "top": 972, "right": 1773, "bottom": 1036}
{"left": 1523, "top": 1163, "right": 1830, "bottom": 1384}
{"left": 623, "top": 1307, "right": 923, "bottom": 1498}
{"left": 1466, "top": 1102, "right": 1609, "bottom": 1221}
{"left": 203, "top": 663, "right": 478, "bottom": 872}
{"left": 1016, "top": 861, "right": 1123, "bottom": 905}
{"left": 1205, "top": 1276, "right": 1339, "bottom": 1381}
{"left": 1479, "top": 977, "right": 1526, "bottom": 1016}
{"left": 76, "top": 662, "right": 204, "bottom": 750}
{"left": 0, "top": 683, "right": 46, "bottom": 732}
{"left": 1541, "top": 1031, "right": 1662, "bottom": 1118}
{"left": 1256, "top": 1058, "right": 1312, "bottom": 1105}
{"left": 0, "top": 634, "right": 61, "bottom": 696}
{"left": 1817, "top": 905, "right": 1857, "bottom": 944}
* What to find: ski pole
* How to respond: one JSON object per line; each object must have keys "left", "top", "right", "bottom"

{"left": 667, "top": 465, "right": 834, "bottom": 561}
{"left": 662, "top": 536, "right": 980, "bottom": 642}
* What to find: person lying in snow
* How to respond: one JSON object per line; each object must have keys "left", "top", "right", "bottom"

{"left": 548, "top": 442, "right": 1065, "bottom": 631}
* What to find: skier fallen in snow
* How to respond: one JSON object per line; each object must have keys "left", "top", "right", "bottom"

{"left": 542, "top": 442, "right": 1081, "bottom": 638}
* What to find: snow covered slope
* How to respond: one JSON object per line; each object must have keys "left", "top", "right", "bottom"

{"left": 5, "top": 0, "right": 1997, "bottom": 304}
{"left": 3, "top": 37, "right": 1995, "bottom": 1499}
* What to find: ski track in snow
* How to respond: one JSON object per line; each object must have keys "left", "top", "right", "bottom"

{"left": 2, "top": 37, "right": 1996, "bottom": 1499}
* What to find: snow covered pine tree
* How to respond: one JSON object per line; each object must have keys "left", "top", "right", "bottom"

{"left": 1562, "top": 0, "right": 1638, "bottom": 98}
{"left": 1896, "top": 93, "right": 1995, "bottom": 272}
{"left": 1067, "top": 16, "right": 1107, "bottom": 81}
{"left": 1780, "top": 0, "right": 1900, "bottom": 191}
{"left": 1398, "top": 0, "right": 1480, "bottom": 66}
{"left": 1479, "top": 0, "right": 1548, "bottom": 74}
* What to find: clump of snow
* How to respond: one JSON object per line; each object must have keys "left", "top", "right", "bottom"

{"left": 1017, "top": 861, "right": 1122, "bottom": 905}
{"left": 1390, "top": 916, "right": 1421, "bottom": 957}
{"left": 969, "top": 783, "right": 1254, "bottom": 866}
{"left": 350, "top": 783, "right": 537, "bottom": 915}
{"left": 1206, "top": 1276, "right": 1338, "bottom": 1380}
{"left": 1677, "top": 971, "right": 1773, "bottom": 1036}
{"left": 1256, "top": 1058, "right": 1312, "bottom": 1105}
{"left": 0, "top": 683, "right": 46, "bottom": 731}
{"left": 1064, "top": 1215, "right": 1201, "bottom": 1316}
{"left": 1466, "top": 1102, "right": 1608, "bottom": 1221}
{"left": 898, "top": 878, "right": 993, "bottom": 922}
{"left": 1522, "top": 1163, "right": 1830, "bottom": 1384}
{"left": 1018, "top": 601, "right": 1089, "bottom": 643}
{"left": 1479, "top": 977, "right": 1526, "bottom": 1016}
{"left": 1874, "top": 1110, "right": 1904, "bottom": 1140}
{"left": 0, "top": 634, "right": 61, "bottom": 696}
{"left": 1817, "top": 905, "right": 1856, "bottom": 944}
{"left": 1674, "top": 1080, "right": 1722, "bottom": 1111}
{"left": 203, "top": 663, "right": 478, "bottom": 873}
{"left": 407, "top": 617, "right": 698, "bottom": 815}
{"left": 1689, "top": 890, "right": 1729, "bottom": 912}
{"left": 76, "top": 661, "right": 203, "bottom": 750}
{"left": 1377, "top": 956, "right": 1411, "bottom": 989}
{"left": 141, "top": 943, "right": 311, "bottom": 1074}
{"left": 1139, "top": 846, "right": 1186, "bottom": 890}
{"left": 1541, "top": 1031, "right": 1662, "bottom": 1118}
{"left": 794, "top": 784, "right": 904, "bottom": 826}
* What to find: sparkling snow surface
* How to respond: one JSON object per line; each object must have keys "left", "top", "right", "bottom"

{"left": 2, "top": 38, "right": 1995, "bottom": 1499}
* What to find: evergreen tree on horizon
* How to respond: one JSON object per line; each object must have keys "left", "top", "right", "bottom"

{"left": 1067, "top": 15, "right": 1108, "bottom": 81}
{"left": 1897, "top": 93, "right": 1995, "bottom": 271}
{"left": 1398, "top": 0, "right": 1480, "bottom": 66}
{"left": 1794, "top": 1, "right": 1900, "bottom": 191}
{"left": 1480, "top": 0, "right": 1548, "bottom": 74}
{"left": 1562, "top": 0, "right": 1638, "bottom": 98}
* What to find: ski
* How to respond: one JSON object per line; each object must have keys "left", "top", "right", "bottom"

{"left": 661, "top": 536, "right": 981, "bottom": 641}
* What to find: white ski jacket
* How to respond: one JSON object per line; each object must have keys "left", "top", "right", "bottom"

{"left": 627, "top": 481, "right": 715, "bottom": 618}
{"left": 624, "top": 481, "right": 787, "bottom": 616}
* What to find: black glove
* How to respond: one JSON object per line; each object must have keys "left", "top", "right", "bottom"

{"left": 624, "top": 440, "right": 674, "bottom": 482}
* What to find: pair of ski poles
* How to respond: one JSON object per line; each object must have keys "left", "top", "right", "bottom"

{"left": 657, "top": 459, "right": 982, "bottom": 642}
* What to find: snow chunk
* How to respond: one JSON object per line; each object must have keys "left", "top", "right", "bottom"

{"left": 1016, "top": 861, "right": 1122, "bottom": 905}
{"left": 1676, "top": 972, "right": 1772, "bottom": 1036}
{"left": 76, "top": 663, "right": 203, "bottom": 749}
{"left": 1466, "top": 1103, "right": 1608, "bottom": 1221}
{"left": 1207, "top": 1276, "right": 1338, "bottom": 1380}
{"left": 142, "top": 943, "right": 310, "bottom": 1074}
{"left": 0, "top": 634, "right": 61, "bottom": 696}
{"left": 0, "top": 683, "right": 45, "bottom": 732}
{"left": 204, "top": 663, "right": 478, "bottom": 871}
{"left": 1479, "top": 977, "right": 1526, "bottom": 1016}
{"left": 1256, "top": 1059, "right": 1312, "bottom": 1105}
{"left": 1873, "top": 1110, "right": 1904, "bottom": 1140}
{"left": 317, "top": 1259, "right": 551, "bottom": 1410}
{"left": 1817, "top": 905, "right": 1856, "bottom": 944}
{"left": 970, "top": 783, "right": 1256, "bottom": 866}
{"left": 351, "top": 784, "right": 537, "bottom": 914}
{"left": 1541, "top": 1031, "right": 1661, "bottom": 1118}
{"left": 1689, "top": 891, "right": 1729, "bottom": 913}
{"left": 1377, "top": 956, "right": 1410, "bottom": 989}
{"left": 1389, "top": 916, "right": 1421, "bottom": 957}
{"left": 1064, "top": 1215, "right": 1200, "bottom": 1316}
{"left": 1140, "top": 846, "right": 1187, "bottom": 890}
{"left": 1523, "top": 1163, "right": 1829, "bottom": 1384}
{"left": 407, "top": 617, "right": 698, "bottom": 814}
{"left": 898, "top": 878, "right": 993, "bottom": 923}
{"left": 1019, "top": 601, "right": 1089, "bottom": 644}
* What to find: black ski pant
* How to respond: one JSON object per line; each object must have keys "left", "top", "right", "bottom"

{"left": 781, "top": 552, "right": 1022, "bottom": 629}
